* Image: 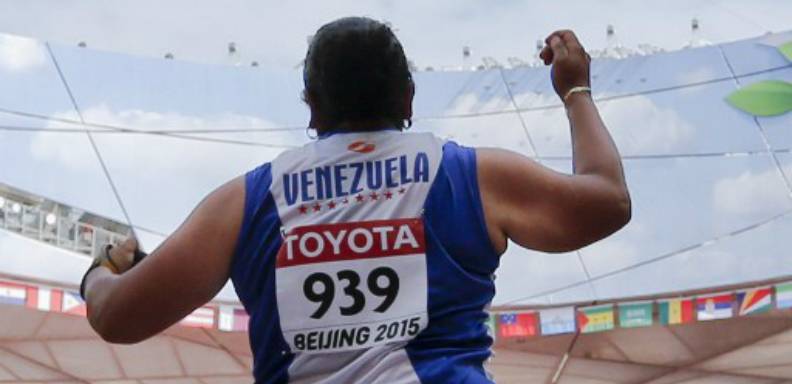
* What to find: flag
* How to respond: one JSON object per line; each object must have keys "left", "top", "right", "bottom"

{"left": 0, "top": 281, "right": 27, "bottom": 306}
{"left": 697, "top": 293, "right": 733, "bottom": 321}
{"left": 232, "top": 308, "right": 249, "bottom": 332}
{"left": 61, "top": 291, "right": 86, "bottom": 316}
{"left": 776, "top": 282, "right": 792, "bottom": 309}
{"left": 218, "top": 306, "right": 249, "bottom": 332}
{"left": 736, "top": 287, "right": 772, "bottom": 316}
{"left": 181, "top": 306, "right": 216, "bottom": 328}
{"left": 498, "top": 312, "right": 538, "bottom": 338}
{"left": 658, "top": 298, "right": 695, "bottom": 325}
{"left": 25, "top": 286, "right": 63, "bottom": 312}
{"left": 539, "top": 307, "right": 576, "bottom": 336}
{"left": 618, "top": 301, "right": 653, "bottom": 328}
{"left": 578, "top": 304, "right": 615, "bottom": 333}
{"left": 484, "top": 313, "right": 496, "bottom": 341}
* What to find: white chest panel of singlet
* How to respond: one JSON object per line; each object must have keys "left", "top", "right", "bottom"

{"left": 270, "top": 131, "right": 443, "bottom": 354}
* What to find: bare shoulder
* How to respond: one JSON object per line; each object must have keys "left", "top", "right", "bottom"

{"left": 208, "top": 176, "right": 246, "bottom": 205}
{"left": 475, "top": 147, "right": 554, "bottom": 197}
{"left": 177, "top": 175, "right": 247, "bottom": 250}
{"left": 475, "top": 148, "right": 547, "bottom": 254}
{"left": 475, "top": 147, "right": 630, "bottom": 253}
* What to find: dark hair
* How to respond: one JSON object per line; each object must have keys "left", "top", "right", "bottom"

{"left": 304, "top": 17, "right": 413, "bottom": 133}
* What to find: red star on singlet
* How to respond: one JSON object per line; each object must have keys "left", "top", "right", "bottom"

{"left": 327, "top": 201, "right": 337, "bottom": 209}
{"left": 369, "top": 192, "right": 379, "bottom": 201}
{"left": 384, "top": 191, "right": 393, "bottom": 199}
{"left": 356, "top": 194, "right": 365, "bottom": 202}
{"left": 398, "top": 187, "right": 407, "bottom": 194}
{"left": 312, "top": 203, "right": 322, "bottom": 212}
{"left": 298, "top": 205, "right": 308, "bottom": 214}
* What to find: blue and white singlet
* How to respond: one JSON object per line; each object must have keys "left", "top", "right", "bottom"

{"left": 230, "top": 129, "right": 500, "bottom": 383}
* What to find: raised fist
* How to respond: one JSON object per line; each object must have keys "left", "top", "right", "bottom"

{"left": 105, "top": 238, "right": 140, "bottom": 274}
{"left": 539, "top": 30, "right": 591, "bottom": 102}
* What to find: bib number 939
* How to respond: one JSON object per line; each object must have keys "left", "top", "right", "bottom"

{"left": 275, "top": 219, "right": 429, "bottom": 353}
{"left": 305, "top": 267, "right": 399, "bottom": 319}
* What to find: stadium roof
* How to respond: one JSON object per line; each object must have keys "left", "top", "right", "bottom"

{"left": 3, "top": 274, "right": 792, "bottom": 383}
{"left": 1, "top": 29, "right": 792, "bottom": 382}
{"left": 0, "top": 300, "right": 253, "bottom": 382}
{"left": 491, "top": 312, "right": 792, "bottom": 384}
{"left": 1, "top": 29, "right": 791, "bottom": 305}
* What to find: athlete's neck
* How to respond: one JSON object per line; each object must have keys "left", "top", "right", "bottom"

{"left": 316, "top": 120, "right": 401, "bottom": 139}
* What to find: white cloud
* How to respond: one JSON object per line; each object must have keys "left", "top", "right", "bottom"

{"left": 713, "top": 168, "right": 791, "bottom": 218}
{"left": 2, "top": 1, "right": 790, "bottom": 69}
{"left": 416, "top": 113, "right": 536, "bottom": 156}
{"left": 29, "top": 105, "right": 293, "bottom": 180}
{"left": 678, "top": 66, "right": 717, "bottom": 86}
{"left": 494, "top": 244, "right": 590, "bottom": 305}
{"left": 28, "top": 105, "right": 302, "bottom": 233}
{"left": 445, "top": 92, "right": 512, "bottom": 115}
{"left": 414, "top": 91, "right": 694, "bottom": 158}
{"left": 599, "top": 95, "right": 694, "bottom": 154}
{"left": 0, "top": 34, "right": 47, "bottom": 72}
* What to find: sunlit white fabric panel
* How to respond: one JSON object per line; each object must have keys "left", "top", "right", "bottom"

{"left": 0, "top": 127, "right": 128, "bottom": 223}
{"left": 1, "top": 30, "right": 791, "bottom": 306}
{"left": 0, "top": 229, "right": 90, "bottom": 286}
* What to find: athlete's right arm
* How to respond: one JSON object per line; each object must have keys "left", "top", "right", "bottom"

{"left": 478, "top": 30, "right": 631, "bottom": 254}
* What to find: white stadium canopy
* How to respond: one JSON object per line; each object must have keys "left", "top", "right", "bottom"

{"left": 1, "top": 29, "right": 792, "bottom": 382}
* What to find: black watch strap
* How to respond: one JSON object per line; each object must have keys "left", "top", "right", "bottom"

{"left": 79, "top": 258, "right": 104, "bottom": 300}
{"left": 79, "top": 245, "right": 148, "bottom": 300}
{"left": 133, "top": 248, "right": 148, "bottom": 266}
{"left": 80, "top": 245, "right": 119, "bottom": 300}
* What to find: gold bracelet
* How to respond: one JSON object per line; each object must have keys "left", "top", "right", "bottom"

{"left": 563, "top": 86, "right": 592, "bottom": 103}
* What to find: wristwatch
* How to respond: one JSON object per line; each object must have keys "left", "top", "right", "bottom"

{"left": 79, "top": 245, "right": 120, "bottom": 299}
{"left": 79, "top": 245, "right": 149, "bottom": 300}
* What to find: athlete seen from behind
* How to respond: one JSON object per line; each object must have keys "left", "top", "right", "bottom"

{"left": 81, "top": 17, "right": 631, "bottom": 383}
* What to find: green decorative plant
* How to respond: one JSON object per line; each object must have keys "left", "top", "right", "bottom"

{"left": 780, "top": 41, "right": 792, "bottom": 62}
{"left": 726, "top": 80, "right": 792, "bottom": 116}
{"left": 726, "top": 40, "right": 792, "bottom": 117}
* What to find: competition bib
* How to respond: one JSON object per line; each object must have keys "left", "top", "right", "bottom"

{"left": 275, "top": 218, "right": 428, "bottom": 354}
{"left": 270, "top": 131, "right": 443, "bottom": 355}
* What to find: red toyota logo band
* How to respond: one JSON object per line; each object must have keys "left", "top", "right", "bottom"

{"left": 277, "top": 218, "right": 426, "bottom": 268}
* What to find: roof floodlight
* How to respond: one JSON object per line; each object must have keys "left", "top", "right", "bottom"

{"left": 45, "top": 213, "right": 57, "bottom": 226}
{"left": 606, "top": 25, "right": 615, "bottom": 37}
{"left": 482, "top": 57, "right": 501, "bottom": 68}
{"left": 228, "top": 42, "right": 237, "bottom": 55}
{"left": 164, "top": 53, "right": 174, "bottom": 59}
{"left": 251, "top": 61, "right": 259, "bottom": 67}
{"left": 686, "top": 17, "right": 711, "bottom": 48}
{"left": 0, "top": 196, "right": 5, "bottom": 208}
{"left": 407, "top": 59, "right": 418, "bottom": 72}
{"left": 463, "top": 46, "right": 471, "bottom": 58}
{"left": 77, "top": 41, "right": 87, "bottom": 48}
{"left": 11, "top": 203, "right": 21, "bottom": 214}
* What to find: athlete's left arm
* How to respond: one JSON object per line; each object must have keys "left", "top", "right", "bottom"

{"left": 82, "top": 177, "right": 245, "bottom": 344}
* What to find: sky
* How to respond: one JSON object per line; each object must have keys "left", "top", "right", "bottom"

{"left": 1, "top": 2, "right": 792, "bottom": 306}
{"left": 0, "top": 0, "right": 791, "bottom": 69}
